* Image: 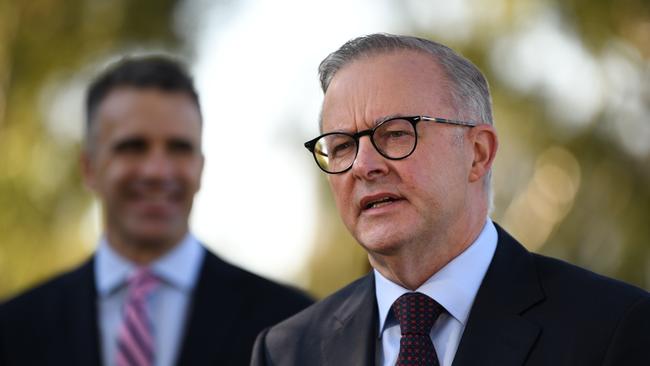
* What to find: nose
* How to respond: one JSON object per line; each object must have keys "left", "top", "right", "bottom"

{"left": 350, "top": 136, "right": 388, "bottom": 180}
{"left": 140, "top": 149, "right": 174, "bottom": 180}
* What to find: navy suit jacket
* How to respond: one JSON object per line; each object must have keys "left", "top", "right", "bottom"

{"left": 0, "top": 249, "right": 313, "bottom": 366}
{"left": 252, "top": 225, "right": 650, "bottom": 365}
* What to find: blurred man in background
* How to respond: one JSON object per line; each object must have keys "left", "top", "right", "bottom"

{"left": 252, "top": 33, "right": 650, "bottom": 365}
{"left": 0, "top": 55, "right": 312, "bottom": 366}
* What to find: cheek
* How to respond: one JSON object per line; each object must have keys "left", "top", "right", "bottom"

{"left": 93, "top": 164, "right": 116, "bottom": 191}
{"left": 416, "top": 162, "right": 467, "bottom": 212}
{"left": 180, "top": 164, "right": 203, "bottom": 190}
{"left": 398, "top": 159, "right": 448, "bottom": 205}
{"left": 105, "top": 164, "right": 132, "bottom": 185}
{"left": 97, "top": 161, "right": 138, "bottom": 196}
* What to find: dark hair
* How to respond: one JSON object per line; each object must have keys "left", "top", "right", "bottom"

{"left": 85, "top": 55, "right": 201, "bottom": 141}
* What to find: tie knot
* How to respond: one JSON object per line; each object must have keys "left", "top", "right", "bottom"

{"left": 127, "top": 268, "right": 159, "bottom": 298}
{"left": 392, "top": 292, "right": 443, "bottom": 336}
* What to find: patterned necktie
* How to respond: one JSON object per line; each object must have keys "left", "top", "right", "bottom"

{"left": 115, "top": 268, "right": 159, "bottom": 366}
{"left": 392, "top": 292, "right": 444, "bottom": 366}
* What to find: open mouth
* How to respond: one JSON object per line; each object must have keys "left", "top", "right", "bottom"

{"left": 360, "top": 193, "right": 403, "bottom": 211}
{"left": 365, "top": 196, "right": 397, "bottom": 209}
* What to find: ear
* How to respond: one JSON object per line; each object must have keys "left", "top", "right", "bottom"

{"left": 80, "top": 149, "right": 97, "bottom": 192}
{"left": 468, "top": 124, "right": 498, "bottom": 183}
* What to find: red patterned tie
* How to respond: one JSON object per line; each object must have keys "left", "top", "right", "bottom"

{"left": 392, "top": 292, "right": 444, "bottom": 366}
{"left": 115, "top": 268, "right": 159, "bottom": 366}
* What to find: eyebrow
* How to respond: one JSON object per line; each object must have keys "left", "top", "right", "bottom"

{"left": 111, "top": 136, "right": 146, "bottom": 151}
{"left": 324, "top": 114, "right": 408, "bottom": 134}
{"left": 373, "top": 114, "right": 404, "bottom": 126}
{"left": 167, "top": 137, "right": 196, "bottom": 150}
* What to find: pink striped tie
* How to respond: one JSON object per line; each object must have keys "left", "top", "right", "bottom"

{"left": 115, "top": 268, "right": 159, "bottom": 366}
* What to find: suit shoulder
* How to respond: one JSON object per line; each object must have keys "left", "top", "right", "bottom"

{"left": 527, "top": 253, "right": 650, "bottom": 363}
{"left": 201, "top": 250, "right": 313, "bottom": 309}
{"left": 493, "top": 225, "right": 648, "bottom": 306}
{"left": 532, "top": 252, "right": 649, "bottom": 307}
{"left": 0, "top": 259, "right": 92, "bottom": 315}
{"left": 0, "top": 258, "right": 94, "bottom": 354}
{"left": 254, "top": 274, "right": 374, "bottom": 364}
{"left": 266, "top": 273, "right": 373, "bottom": 336}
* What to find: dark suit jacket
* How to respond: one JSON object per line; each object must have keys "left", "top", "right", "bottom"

{"left": 252, "top": 225, "right": 650, "bottom": 365}
{"left": 0, "top": 248, "right": 313, "bottom": 366}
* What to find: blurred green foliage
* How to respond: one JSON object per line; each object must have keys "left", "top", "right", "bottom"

{"left": 0, "top": 0, "right": 182, "bottom": 300}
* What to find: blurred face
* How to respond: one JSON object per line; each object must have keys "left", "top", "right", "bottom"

{"left": 83, "top": 87, "right": 204, "bottom": 251}
{"left": 322, "top": 50, "right": 476, "bottom": 258}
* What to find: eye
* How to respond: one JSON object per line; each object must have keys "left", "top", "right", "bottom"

{"left": 378, "top": 128, "right": 414, "bottom": 140}
{"left": 318, "top": 134, "right": 355, "bottom": 159}
{"left": 387, "top": 130, "right": 410, "bottom": 138}
{"left": 375, "top": 119, "right": 416, "bottom": 143}
{"left": 168, "top": 139, "right": 195, "bottom": 154}
{"left": 113, "top": 138, "right": 147, "bottom": 154}
{"left": 331, "top": 141, "right": 354, "bottom": 158}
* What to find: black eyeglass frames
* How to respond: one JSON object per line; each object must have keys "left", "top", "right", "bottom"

{"left": 303, "top": 115, "right": 477, "bottom": 174}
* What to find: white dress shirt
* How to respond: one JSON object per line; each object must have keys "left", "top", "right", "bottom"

{"left": 95, "top": 233, "right": 205, "bottom": 366}
{"left": 374, "top": 219, "right": 498, "bottom": 366}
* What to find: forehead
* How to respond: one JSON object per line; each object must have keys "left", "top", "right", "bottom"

{"left": 321, "top": 50, "right": 455, "bottom": 131}
{"left": 93, "top": 87, "right": 202, "bottom": 141}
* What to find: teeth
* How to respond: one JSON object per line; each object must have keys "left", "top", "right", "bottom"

{"left": 366, "top": 197, "right": 394, "bottom": 209}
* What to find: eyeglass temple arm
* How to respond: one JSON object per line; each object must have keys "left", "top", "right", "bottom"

{"left": 420, "top": 116, "right": 477, "bottom": 127}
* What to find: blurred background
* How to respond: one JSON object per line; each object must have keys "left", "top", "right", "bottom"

{"left": 1, "top": 0, "right": 648, "bottom": 301}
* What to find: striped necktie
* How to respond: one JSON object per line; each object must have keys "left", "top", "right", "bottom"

{"left": 115, "top": 268, "right": 159, "bottom": 366}
{"left": 392, "top": 292, "right": 444, "bottom": 366}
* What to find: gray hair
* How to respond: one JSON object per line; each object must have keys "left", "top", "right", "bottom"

{"left": 319, "top": 33, "right": 493, "bottom": 125}
{"left": 318, "top": 33, "right": 495, "bottom": 210}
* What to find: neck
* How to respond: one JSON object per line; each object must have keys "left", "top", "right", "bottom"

{"left": 369, "top": 214, "right": 486, "bottom": 290}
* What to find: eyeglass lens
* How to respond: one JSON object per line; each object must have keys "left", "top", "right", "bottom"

{"left": 313, "top": 118, "right": 417, "bottom": 173}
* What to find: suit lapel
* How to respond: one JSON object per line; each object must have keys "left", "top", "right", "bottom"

{"left": 62, "top": 258, "right": 102, "bottom": 366}
{"left": 452, "top": 225, "right": 544, "bottom": 366}
{"left": 322, "top": 273, "right": 378, "bottom": 366}
{"left": 175, "top": 251, "right": 227, "bottom": 365}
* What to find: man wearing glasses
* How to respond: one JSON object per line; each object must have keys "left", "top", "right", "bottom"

{"left": 252, "top": 34, "right": 650, "bottom": 365}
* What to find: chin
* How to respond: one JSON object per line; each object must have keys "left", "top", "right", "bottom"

{"left": 129, "top": 233, "right": 173, "bottom": 247}
{"left": 356, "top": 231, "right": 404, "bottom": 256}
{"left": 132, "top": 215, "right": 181, "bottom": 231}
{"left": 126, "top": 223, "right": 181, "bottom": 247}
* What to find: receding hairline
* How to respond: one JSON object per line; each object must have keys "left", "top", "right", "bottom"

{"left": 322, "top": 46, "right": 449, "bottom": 88}
{"left": 318, "top": 48, "right": 458, "bottom": 130}
{"left": 319, "top": 33, "right": 493, "bottom": 124}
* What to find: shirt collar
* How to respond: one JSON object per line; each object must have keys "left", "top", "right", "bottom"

{"left": 374, "top": 219, "right": 498, "bottom": 336}
{"left": 95, "top": 233, "right": 205, "bottom": 297}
